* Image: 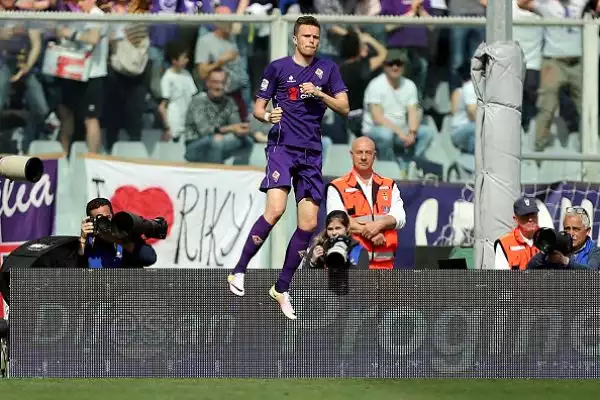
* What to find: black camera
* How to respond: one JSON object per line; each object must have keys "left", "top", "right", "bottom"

{"left": 111, "top": 212, "right": 168, "bottom": 240}
{"left": 91, "top": 212, "right": 168, "bottom": 241}
{"left": 92, "top": 214, "right": 112, "bottom": 236}
{"left": 323, "top": 235, "right": 352, "bottom": 268}
{"left": 533, "top": 227, "right": 573, "bottom": 255}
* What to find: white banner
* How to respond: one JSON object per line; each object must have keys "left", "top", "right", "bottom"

{"left": 85, "top": 158, "right": 268, "bottom": 268}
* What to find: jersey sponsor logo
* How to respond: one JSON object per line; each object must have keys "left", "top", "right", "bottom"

{"left": 510, "top": 245, "right": 526, "bottom": 251}
{"left": 288, "top": 86, "right": 299, "bottom": 100}
{"left": 288, "top": 85, "right": 323, "bottom": 101}
{"left": 300, "top": 85, "right": 322, "bottom": 100}
{"left": 287, "top": 75, "right": 296, "bottom": 83}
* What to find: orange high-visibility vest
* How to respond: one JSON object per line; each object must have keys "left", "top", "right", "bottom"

{"left": 495, "top": 228, "right": 539, "bottom": 270}
{"left": 329, "top": 171, "right": 398, "bottom": 269}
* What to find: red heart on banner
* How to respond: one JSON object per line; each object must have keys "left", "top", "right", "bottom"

{"left": 110, "top": 186, "right": 174, "bottom": 245}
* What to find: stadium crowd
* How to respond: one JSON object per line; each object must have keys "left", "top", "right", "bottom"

{"left": 0, "top": 0, "right": 596, "bottom": 178}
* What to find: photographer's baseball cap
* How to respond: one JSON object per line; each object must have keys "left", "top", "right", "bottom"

{"left": 513, "top": 196, "right": 539, "bottom": 216}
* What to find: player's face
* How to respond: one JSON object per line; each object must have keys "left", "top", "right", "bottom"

{"left": 351, "top": 142, "right": 376, "bottom": 172}
{"left": 563, "top": 215, "right": 589, "bottom": 250}
{"left": 294, "top": 25, "right": 320, "bottom": 57}
{"left": 327, "top": 219, "right": 347, "bottom": 239}
{"left": 515, "top": 213, "right": 538, "bottom": 239}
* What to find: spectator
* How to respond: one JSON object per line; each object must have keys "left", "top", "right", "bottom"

{"left": 104, "top": 9, "right": 150, "bottom": 152}
{"left": 494, "top": 196, "right": 539, "bottom": 270}
{"left": 527, "top": 207, "right": 600, "bottom": 270}
{"left": 450, "top": 63, "right": 476, "bottom": 154}
{"left": 312, "top": 0, "right": 349, "bottom": 63}
{"left": 148, "top": 0, "right": 179, "bottom": 100}
{"left": 354, "top": 0, "right": 385, "bottom": 43}
{"left": 194, "top": 5, "right": 250, "bottom": 121}
{"left": 55, "top": 0, "right": 109, "bottom": 155}
{"left": 338, "top": 29, "right": 387, "bottom": 141}
{"left": 14, "top": 0, "right": 52, "bottom": 10}
{"left": 448, "top": 0, "right": 486, "bottom": 96}
{"left": 518, "top": 0, "right": 585, "bottom": 151}
{"left": 361, "top": 49, "right": 435, "bottom": 172}
{"left": 0, "top": 0, "right": 49, "bottom": 154}
{"left": 326, "top": 137, "right": 406, "bottom": 270}
{"left": 184, "top": 68, "right": 253, "bottom": 164}
{"left": 158, "top": 40, "right": 198, "bottom": 142}
{"left": 512, "top": 0, "right": 542, "bottom": 132}
{"left": 381, "top": 0, "right": 432, "bottom": 99}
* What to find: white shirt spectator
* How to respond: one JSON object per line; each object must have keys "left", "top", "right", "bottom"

{"left": 512, "top": 0, "right": 543, "bottom": 70}
{"left": 494, "top": 231, "right": 534, "bottom": 270}
{"left": 194, "top": 31, "right": 249, "bottom": 93}
{"left": 326, "top": 174, "right": 407, "bottom": 230}
{"left": 362, "top": 74, "right": 419, "bottom": 134}
{"left": 532, "top": 0, "right": 587, "bottom": 58}
{"left": 451, "top": 80, "right": 476, "bottom": 128}
{"left": 85, "top": 6, "right": 109, "bottom": 79}
{"left": 160, "top": 68, "right": 197, "bottom": 139}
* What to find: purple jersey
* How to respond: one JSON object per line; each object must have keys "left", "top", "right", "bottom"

{"left": 257, "top": 56, "right": 347, "bottom": 151}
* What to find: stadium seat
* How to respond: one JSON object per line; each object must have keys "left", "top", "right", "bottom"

{"left": 249, "top": 143, "right": 267, "bottom": 168}
{"left": 111, "top": 141, "right": 150, "bottom": 159}
{"left": 69, "top": 141, "right": 89, "bottom": 164}
{"left": 322, "top": 144, "right": 352, "bottom": 177}
{"left": 28, "top": 140, "right": 64, "bottom": 155}
{"left": 141, "top": 129, "right": 162, "bottom": 154}
{"left": 374, "top": 160, "right": 403, "bottom": 180}
{"left": 151, "top": 141, "right": 185, "bottom": 162}
{"left": 433, "top": 81, "right": 451, "bottom": 114}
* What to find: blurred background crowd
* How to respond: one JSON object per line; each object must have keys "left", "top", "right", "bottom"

{"left": 0, "top": 0, "right": 597, "bottom": 181}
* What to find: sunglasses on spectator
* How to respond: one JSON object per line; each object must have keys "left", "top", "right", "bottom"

{"left": 385, "top": 60, "right": 403, "bottom": 67}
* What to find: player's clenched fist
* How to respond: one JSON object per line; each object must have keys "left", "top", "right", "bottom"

{"left": 267, "top": 107, "right": 283, "bottom": 124}
{"left": 300, "top": 82, "right": 322, "bottom": 98}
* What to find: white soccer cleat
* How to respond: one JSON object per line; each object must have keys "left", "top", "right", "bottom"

{"left": 269, "top": 285, "right": 297, "bottom": 320}
{"left": 227, "top": 273, "right": 245, "bottom": 296}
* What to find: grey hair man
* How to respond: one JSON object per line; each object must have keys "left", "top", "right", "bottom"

{"left": 527, "top": 206, "right": 600, "bottom": 270}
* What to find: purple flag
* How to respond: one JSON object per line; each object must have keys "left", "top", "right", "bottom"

{"left": 0, "top": 158, "right": 57, "bottom": 243}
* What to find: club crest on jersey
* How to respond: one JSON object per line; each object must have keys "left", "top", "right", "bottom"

{"left": 272, "top": 170, "right": 280, "bottom": 182}
{"left": 383, "top": 206, "right": 390, "bottom": 213}
{"left": 315, "top": 68, "right": 323, "bottom": 79}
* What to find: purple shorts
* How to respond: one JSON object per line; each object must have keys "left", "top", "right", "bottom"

{"left": 259, "top": 145, "right": 324, "bottom": 204}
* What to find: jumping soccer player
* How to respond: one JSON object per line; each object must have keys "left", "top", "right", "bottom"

{"left": 227, "top": 16, "right": 349, "bottom": 319}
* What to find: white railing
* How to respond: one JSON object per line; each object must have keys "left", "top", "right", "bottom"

{"left": 0, "top": 10, "right": 598, "bottom": 165}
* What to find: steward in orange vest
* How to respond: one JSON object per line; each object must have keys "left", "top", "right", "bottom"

{"left": 329, "top": 170, "right": 400, "bottom": 269}
{"left": 494, "top": 196, "right": 540, "bottom": 270}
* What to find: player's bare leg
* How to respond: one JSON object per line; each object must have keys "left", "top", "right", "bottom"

{"left": 228, "top": 188, "right": 289, "bottom": 296}
{"left": 270, "top": 198, "right": 319, "bottom": 319}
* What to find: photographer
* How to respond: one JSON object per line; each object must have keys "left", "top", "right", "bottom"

{"left": 527, "top": 207, "right": 600, "bottom": 270}
{"left": 302, "top": 211, "right": 369, "bottom": 269}
{"left": 79, "top": 198, "right": 157, "bottom": 268}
